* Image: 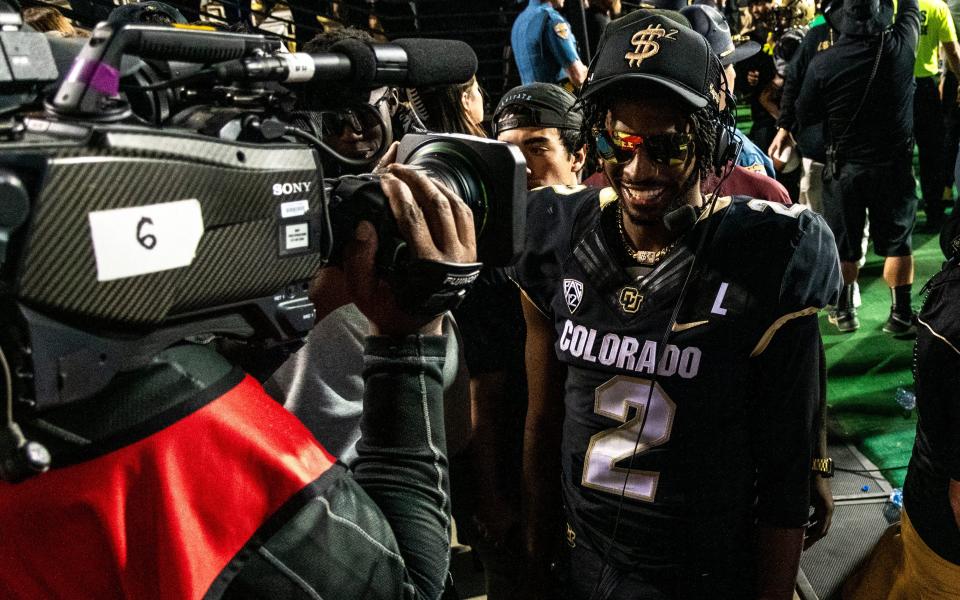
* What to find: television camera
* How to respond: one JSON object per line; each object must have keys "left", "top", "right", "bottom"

{"left": 0, "top": 13, "right": 526, "bottom": 482}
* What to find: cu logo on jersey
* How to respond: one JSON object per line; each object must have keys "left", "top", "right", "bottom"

{"left": 619, "top": 287, "right": 643, "bottom": 313}
{"left": 564, "top": 278, "right": 584, "bottom": 314}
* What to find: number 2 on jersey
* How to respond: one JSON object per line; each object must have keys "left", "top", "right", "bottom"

{"left": 581, "top": 376, "right": 676, "bottom": 502}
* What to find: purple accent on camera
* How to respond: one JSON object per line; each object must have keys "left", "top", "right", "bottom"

{"left": 64, "top": 59, "right": 120, "bottom": 96}
{"left": 64, "top": 58, "right": 96, "bottom": 84}
{"left": 89, "top": 63, "right": 120, "bottom": 96}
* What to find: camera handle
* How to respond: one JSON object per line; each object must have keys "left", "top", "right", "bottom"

{"left": 0, "top": 169, "right": 49, "bottom": 483}
{"left": 48, "top": 23, "right": 280, "bottom": 120}
{"left": 0, "top": 344, "right": 50, "bottom": 484}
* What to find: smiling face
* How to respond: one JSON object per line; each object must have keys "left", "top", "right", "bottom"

{"left": 601, "top": 96, "right": 700, "bottom": 229}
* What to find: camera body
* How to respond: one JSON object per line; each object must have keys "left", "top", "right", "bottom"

{"left": 0, "top": 22, "right": 526, "bottom": 416}
{"left": 1, "top": 119, "right": 324, "bottom": 408}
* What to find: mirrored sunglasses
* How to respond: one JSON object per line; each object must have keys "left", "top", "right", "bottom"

{"left": 594, "top": 128, "right": 694, "bottom": 168}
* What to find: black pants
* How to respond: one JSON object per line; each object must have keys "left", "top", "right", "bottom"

{"left": 914, "top": 76, "right": 946, "bottom": 217}
{"left": 822, "top": 157, "right": 917, "bottom": 261}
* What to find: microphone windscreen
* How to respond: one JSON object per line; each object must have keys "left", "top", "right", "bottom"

{"left": 663, "top": 205, "right": 699, "bottom": 234}
{"left": 393, "top": 38, "right": 477, "bottom": 86}
{"left": 330, "top": 38, "right": 377, "bottom": 85}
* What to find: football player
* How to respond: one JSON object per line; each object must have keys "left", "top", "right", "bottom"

{"left": 515, "top": 11, "right": 842, "bottom": 600}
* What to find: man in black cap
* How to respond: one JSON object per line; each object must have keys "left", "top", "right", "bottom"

{"left": 796, "top": 0, "right": 921, "bottom": 336}
{"left": 493, "top": 83, "right": 587, "bottom": 189}
{"left": 514, "top": 9, "right": 841, "bottom": 599}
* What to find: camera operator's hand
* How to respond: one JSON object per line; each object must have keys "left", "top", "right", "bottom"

{"left": 310, "top": 163, "right": 476, "bottom": 337}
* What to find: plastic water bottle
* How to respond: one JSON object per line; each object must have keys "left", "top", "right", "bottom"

{"left": 884, "top": 488, "right": 904, "bottom": 523}
{"left": 895, "top": 387, "right": 916, "bottom": 418}
{"left": 889, "top": 488, "right": 904, "bottom": 508}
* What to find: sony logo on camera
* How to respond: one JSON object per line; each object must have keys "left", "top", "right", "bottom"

{"left": 272, "top": 181, "right": 313, "bottom": 196}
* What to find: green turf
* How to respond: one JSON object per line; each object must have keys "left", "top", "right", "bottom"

{"left": 736, "top": 104, "right": 956, "bottom": 487}
{"left": 732, "top": 104, "right": 949, "bottom": 488}
{"left": 820, "top": 224, "right": 945, "bottom": 488}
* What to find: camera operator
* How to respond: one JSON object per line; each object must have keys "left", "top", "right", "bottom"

{"left": 0, "top": 164, "right": 474, "bottom": 600}
{"left": 293, "top": 28, "right": 402, "bottom": 176}
{"left": 266, "top": 145, "right": 472, "bottom": 471}
{"left": 268, "top": 28, "right": 473, "bottom": 469}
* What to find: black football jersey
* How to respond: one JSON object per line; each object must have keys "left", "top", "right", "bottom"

{"left": 514, "top": 185, "right": 842, "bottom": 575}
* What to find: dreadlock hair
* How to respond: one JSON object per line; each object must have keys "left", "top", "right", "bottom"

{"left": 580, "top": 81, "right": 723, "bottom": 180}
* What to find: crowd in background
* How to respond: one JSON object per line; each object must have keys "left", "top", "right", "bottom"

{"left": 7, "top": 0, "right": 960, "bottom": 598}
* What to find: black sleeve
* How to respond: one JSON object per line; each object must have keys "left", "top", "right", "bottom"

{"left": 352, "top": 334, "right": 451, "bottom": 600}
{"left": 221, "top": 335, "right": 452, "bottom": 600}
{"left": 750, "top": 315, "right": 823, "bottom": 528}
{"left": 779, "top": 209, "right": 843, "bottom": 311}
{"left": 747, "top": 208, "right": 839, "bottom": 527}
{"left": 893, "top": 0, "right": 921, "bottom": 51}
{"left": 512, "top": 185, "right": 600, "bottom": 317}
{"left": 916, "top": 276, "right": 960, "bottom": 480}
{"left": 923, "top": 333, "right": 960, "bottom": 480}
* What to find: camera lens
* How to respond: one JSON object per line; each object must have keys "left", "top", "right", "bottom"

{"left": 402, "top": 141, "right": 488, "bottom": 236}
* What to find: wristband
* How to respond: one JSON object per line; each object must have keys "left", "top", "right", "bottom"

{"left": 388, "top": 258, "right": 483, "bottom": 317}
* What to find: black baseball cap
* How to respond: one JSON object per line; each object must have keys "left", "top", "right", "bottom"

{"left": 581, "top": 11, "right": 720, "bottom": 109}
{"left": 824, "top": 0, "right": 893, "bottom": 36}
{"left": 680, "top": 4, "right": 761, "bottom": 65}
{"left": 493, "top": 83, "right": 583, "bottom": 136}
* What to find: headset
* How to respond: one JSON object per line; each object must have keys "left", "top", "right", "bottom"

{"left": 710, "top": 54, "right": 744, "bottom": 177}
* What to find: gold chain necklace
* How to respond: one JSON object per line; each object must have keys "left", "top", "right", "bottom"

{"left": 616, "top": 207, "right": 679, "bottom": 265}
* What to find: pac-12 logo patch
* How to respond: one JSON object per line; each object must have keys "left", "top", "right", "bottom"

{"left": 564, "top": 278, "right": 583, "bottom": 314}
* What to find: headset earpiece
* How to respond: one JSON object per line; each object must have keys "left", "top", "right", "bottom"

{"left": 709, "top": 56, "right": 742, "bottom": 176}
